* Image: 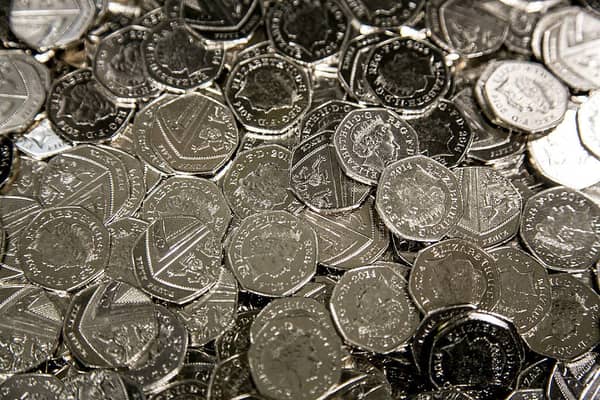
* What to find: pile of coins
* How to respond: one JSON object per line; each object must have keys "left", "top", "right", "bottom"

{"left": 0, "top": 0, "right": 599, "bottom": 399}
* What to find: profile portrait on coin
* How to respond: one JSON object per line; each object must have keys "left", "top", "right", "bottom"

{"left": 352, "top": 117, "right": 399, "bottom": 170}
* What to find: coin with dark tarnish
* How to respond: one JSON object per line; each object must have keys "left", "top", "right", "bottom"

{"left": 64, "top": 369, "right": 145, "bottom": 400}
{"left": 291, "top": 131, "right": 371, "bottom": 213}
{"left": 63, "top": 280, "right": 158, "bottom": 369}
{"left": 364, "top": 37, "right": 450, "bottom": 114}
{"left": 409, "top": 239, "right": 500, "bottom": 313}
{"left": 226, "top": 54, "right": 311, "bottom": 134}
{"left": 227, "top": 211, "right": 317, "bottom": 297}
{"left": 46, "top": 69, "right": 134, "bottom": 143}
{"left": 301, "top": 100, "right": 361, "bottom": 141}
{"left": 0, "top": 373, "right": 70, "bottom": 400}
{"left": 248, "top": 314, "right": 343, "bottom": 400}
{"left": 330, "top": 265, "right": 420, "bottom": 353}
{"left": 94, "top": 25, "right": 161, "bottom": 103}
{"left": 142, "top": 19, "right": 224, "bottom": 92}
{"left": 267, "top": 0, "right": 349, "bottom": 65}
{"left": 0, "top": 285, "right": 62, "bottom": 374}
{"left": 133, "top": 215, "right": 222, "bottom": 304}
{"left": 334, "top": 108, "right": 419, "bottom": 185}
{"left": 522, "top": 274, "right": 600, "bottom": 361}
{"left": 577, "top": 92, "right": 600, "bottom": 159}
{"left": 223, "top": 145, "right": 304, "bottom": 219}
{"left": 0, "top": 136, "right": 14, "bottom": 189}
{"left": 488, "top": 247, "right": 551, "bottom": 334}
{"left": 340, "top": 0, "right": 424, "bottom": 29}
{"left": 428, "top": 311, "right": 524, "bottom": 389}
{"left": 376, "top": 155, "right": 463, "bottom": 242}
{"left": 520, "top": 186, "right": 600, "bottom": 272}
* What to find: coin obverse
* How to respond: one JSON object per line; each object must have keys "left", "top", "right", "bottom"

{"left": 0, "top": 373, "right": 70, "bottom": 400}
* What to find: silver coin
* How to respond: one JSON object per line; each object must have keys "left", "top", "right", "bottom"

{"left": 409, "top": 239, "right": 500, "bottom": 314}
{"left": 546, "top": 352, "right": 600, "bottom": 400}
{"left": 330, "top": 265, "right": 420, "bottom": 353}
{"left": 225, "top": 54, "right": 312, "bottom": 134}
{"left": 300, "top": 100, "right": 361, "bottom": 141}
{"left": 133, "top": 215, "right": 222, "bottom": 304}
{"left": 142, "top": 19, "right": 224, "bottom": 92}
{"left": 15, "top": 119, "right": 73, "bottom": 161}
{"left": 0, "top": 373, "right": 70, "bottom": 399}
{"left": 488, "top": 247, "right": 552, "bottom": 334}
{"left": 290, "top": 131, "right": 371, "bottom": 213}
{"left": 176, "top": 267, "right": 238, "bottom": 347}
{"left": 215, "top": 309, "right": 258, "bottom": 360}
{"left": 207, "top": 354, "right": 257, "bottom": 400}
{"left": 530, "top": 6, "right": 580, "bottom": 60}
{"left": 340, "top": 0, "right": 424, "bottom": 29}
{"left": 349, "top": 39, "right": 384, "bottom": 105}
{"left": 516, "top": 358, "right": 554, "bottom": 389}
{"left": 487, "top": 2, "right": 545, "bottom": 55}
{"left": 520, "top": 186, "right": 600, "bottom": 272}
{"left": 376, "top": 155, "right": 463, "bottom": 242}
{"left": 150, "top": 379, "right": 208, "bottom": 400}
{"left": 222, "top": 144, "right": 304, "bottom": 219}
{"left": 107, "top": 146, "right": 146, "bottom": 220}
{"left": 577, "top": 92, "right": 600, "bottom": 159}
{"left": 106, "top": 217, "right": 149, "bottom": 287}
{"left": 300, "top": 197, "right": 388, "bottom": 270}
{"left": 0, "top": 285, "right": 62, "bottom": 374}
{"left": 226, "top": 211, "right": 317, "bottom": 297}
{"left": 93, "top": 25, "right": 161, "bottom": 103}
{"left": 480, "top": 61, "right": 568, "bottom": 134}
{"left": 140, "top": 176, "right": 232, "bottom": 238}
{"left": 18, "top": 206, "right": 109, "bottom": 292}
{"left": 0, "top": 50, "right": 51, "bottom": 90}
{"left": 522, "top": 274, "right": 600, "bottom": 361}
{"left": 64, "top": 369, "right": 145, "bottom": 400}
{"left": 248, "top": 314, "right": 343, "bottom": 400}
{"left": 9, "top": 0, "right": 96, "bottom": 50}
{"left": 528, "top": 108, "right": 600, "bottom": 190}
{"left": 334, "top": 108, "right": 419, "bottom": 185}
{"left": 499, "top": 0, "right": 565, "bottom": 12}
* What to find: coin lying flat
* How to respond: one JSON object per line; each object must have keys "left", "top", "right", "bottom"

{"left": 64, "top": 369, "right": 146, "bottom": 400}
{"left": 0, "top": 373, "right": 70, "bottom": 400}
{"left": 330, "top": 265, "right": 420, "bottom": 353}
{"left": 106, "top": 217, "right": 149, "bottom": 287}
{"left": 301, "top": 100, "right": 361, "bottom": 141}
{"left": 376, "top": 155, "right": 463, "bottom": 242}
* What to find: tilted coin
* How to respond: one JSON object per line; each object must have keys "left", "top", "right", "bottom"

{"left": 150, "top": 379, "right": 208, "bottom": 400}
{"left": 147, "top": 91, "right": 239, "bottom": 175}
{"left": 142, "top": 19, "right": 224, "bottom": 92}
{"left": 133, "top": 215, "right": 222, "bottom": 304}
{"left": 412, "top": 389, "right": 476, "bottom": 400}
{"left": 488, "top": 247, "right": 551, "bottom": 333}
{"left": 14, "top": 119, "right": 73, "bottom": 160}
{"left": 176, "top": 267, "right": 238, "bottom": 347}
{"left": 9, "top": 0, "right": 96, "bottom": 50}
{"left": 140, "top": 176, "right": 232, "bottom": 238}
{"left": 226, "top": 211, "right": 317, "bottom": 297}
{"left": 330, "top": 265, "right": 420, "bottom": 353}
{"left": 520, "top": 186, "right": 600, "bottom": 272}
{"left": 409, "top": 239, "right": 500, "bottom": 314}
{"left": 222, "top": 144, "right": 304, "bottom": 219}
{"left": 449, "top": 167, "right": 522, "bottom": 248}
{"left": 215, "top": 310, "right": 258, "bottom": 360}
{"left": 406, "top": 100, "right": 473, "bottom": 167}
{"left": 350, "top": 37, "right": 386, "bottom": 105}
{"left": 530, "top": 6, "right": 580, "bottom": 60}
{"left": 290, "top": 131, "right": 371, "bottom": 213}
{"left": 0, "top": 285, "right": 62, "bottom": 374}
{"left": 340, "top": 0, "right": 424, "bottom": 29}
{"left": 428, "top": 311, "right": 524, "bottom": 389}
{"left": 266, "top": 0, "right": 349, "bottom": 65}
{"left": 0, "top": 373, "right": 70, "bottom": 400}
{"left": 64, "top": 369, "right": 145, "bottom": 400}
{"left": 248, "top": 315, "right": 343, "bottom": 400}
{"left": 0, "top": 136, "right": 14, "bottom": 189}
{"left": 376, "top": 155, "right": 463, "bottom": 242}
{"left": 0, "top": 50, "right": 50, "bottom": 90}
{"left": 580, "top": 0, "right": 600, "bottom": 15}
{"left": 300, "top": 197, "right": 388, "bottom": 270}
{"left": 208, "top": 354, "right": 258, "bottom": 400}
{"left": 485, "top": 2, "right": 546, "bottom": 56}
{"left": 479, "top": 61, "right": 569, "bottom": 134}
{"left": 499, "top": 0, "right": 565, "bottom": 11}
{"left": 364, "top": 37, "right": 450, "bottom": 114}
{"left": 392, "top": 235, "right": 429, "bottom": 266}
{"left": 528, "top": 109, "right": 600, "bottom": 190}
{"left": 427, "top": 0, "right": 509, "bottom": 58}
{"left": 106, "top": 217, "right": 149, "bottom": 287}
{"left": 334, "top": 108, "right": 419, "bottom": 185}
{"left": 522, "top": 274, "right": 600, "bottom": 361}
{"left": 577, "top": 92, "right": 600, "bottom": 159}
{"left": 46, "top": 69, "right": 134, "bottom": 143}
{"left": 301, "top": 100, "right": 361, "bottom": 141}
{"left": 93, "top": 25, "right": 161, "bottom": 103}
{"left": 516, "top": 358, "right": 554, "bottom": 389}
{"left": 177, "top": 349, "right": 216, "bottom": 384}
{"left": 546, "top": 352, "right": 600, "bottom": 400}
{"left": 225, "top": 54, "right": 312, "bottom": 134}
{"left": 18, "top": 206, "right": 109, "bottom": 292}
{"left": 108, "top": 146, "right": 146, "bottom": 220}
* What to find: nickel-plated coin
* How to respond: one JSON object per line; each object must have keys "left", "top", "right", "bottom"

{"left": 150, "top": 379, "right": 208, "bottom": 400}
{"left": 340, "top": 0, "right": 424, "bottom": 29}
{"left": 0, "top": 136, "right": 14, "bottom": 189}
{"left": 215, "top": 310, "right": 258, "bottom": 360}
{"left": 334, "top": 108, "right": 419, "bottom": 185}
{"left": 577, "top": 92, "right": 600, "bottom": 159}
{"left": 222, "top": 145, "right": 304, "bottom": 219}
{"left": 64, "top": 369, "right": 146, "bottom": 400}
{"left": 226, "top": 211, "right": 317, "bottom": 297}
{"left": 0, "top": 373, "right": 70, "bottom": 399}
{"left": 376, "top": 155, "right": 463, "bottom": 242}
{"left": 516, "top": 358, "right": 554, "bottom": 389}
{"left": 290, "top": 131, "right": 371, "bottom": 213}
{"left": 546, "top": 352, "right": 600, "bottom": 400}
{"left": 14, "top": 119, "right": 73, "bottom": 160}
{"left": 531, "top": 6, "right": 580, "bottom": 60}
{"left": 225, "top": 54, "right": 312, "bottom": 134}
{"left": 301, "top": 100, "right": 361, "bottom": 141}
{"left": 106, "top": 217, "right": 149, "bottom": 287}
{"left": 330, "top": 265, "right": 420, "bottom": 353}
{"left": 409, "top": 239, "right": 500, "bottom": 314}
{"left": 520, "top": 186, "right": 600, "bottom": 272}
{"left": 208, "top": 354, "right": 257, "bottom": 400}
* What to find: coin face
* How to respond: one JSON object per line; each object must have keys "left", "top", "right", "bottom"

{"left": 334, "top": 108, "right": 420, "bottom": 185}
{"left": 208, "top": 354, "right": 257, "bottom": 400}
{"left": 376, "top": 155, "right": 463, "bottom": 242}
{"left": 330, "top": 265, "right": 420, "bottom": 353}
{"left": 173, "top": 0, "right": 259, "bottom": 32}
{"left": 301, "top": 100, "right": 361, "bottom": 141}
{"left": 364, "top": 38, "right": 450, "bottom": 114}
{"left": 65, "top": 368, "right": 145, "bottom": 400}
{"left": 409, "top": 239, "right": 500, "bottom": 313}
{"left": 340, "top": 0, "right": 424, "bottom": 28}
{"left": 0, "top": 374, "right": 70, "bottom": 400}
{"left": 227, "top": 211, "right": 317, "bottom": 297}
{"left": 577, "top": 92, "right": 600, "bottom": 159}
{"left": 522, "top": 274, "right": 600, "bottom": 361}
{"left": 215, "top": 310, "right": 258, "bottom": 360}
{"left": 142, "top": 19, "right": 224, "bottom": 92}
{"left": 226, "top": 55, "right": 311, "bottom": 133}
{"left": 106, "top": 217, "right": 149, "bottom": 287}
{"left": 15, "top": 119, "right": 73, "bottom": 160}
{"left": 520, "top": 186, "right": 600, "bottom": 272}
{"left": 0, "top": 285, "right": 62, "bottom": 374}
{"left": 46, "top": 69, "right": 134, "bottom": 143}
{"left": 546, "top": 353, "right": 600, "bottom": 400}
{"left": 151, "top": 380, "right": 208, "bottom": 400}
